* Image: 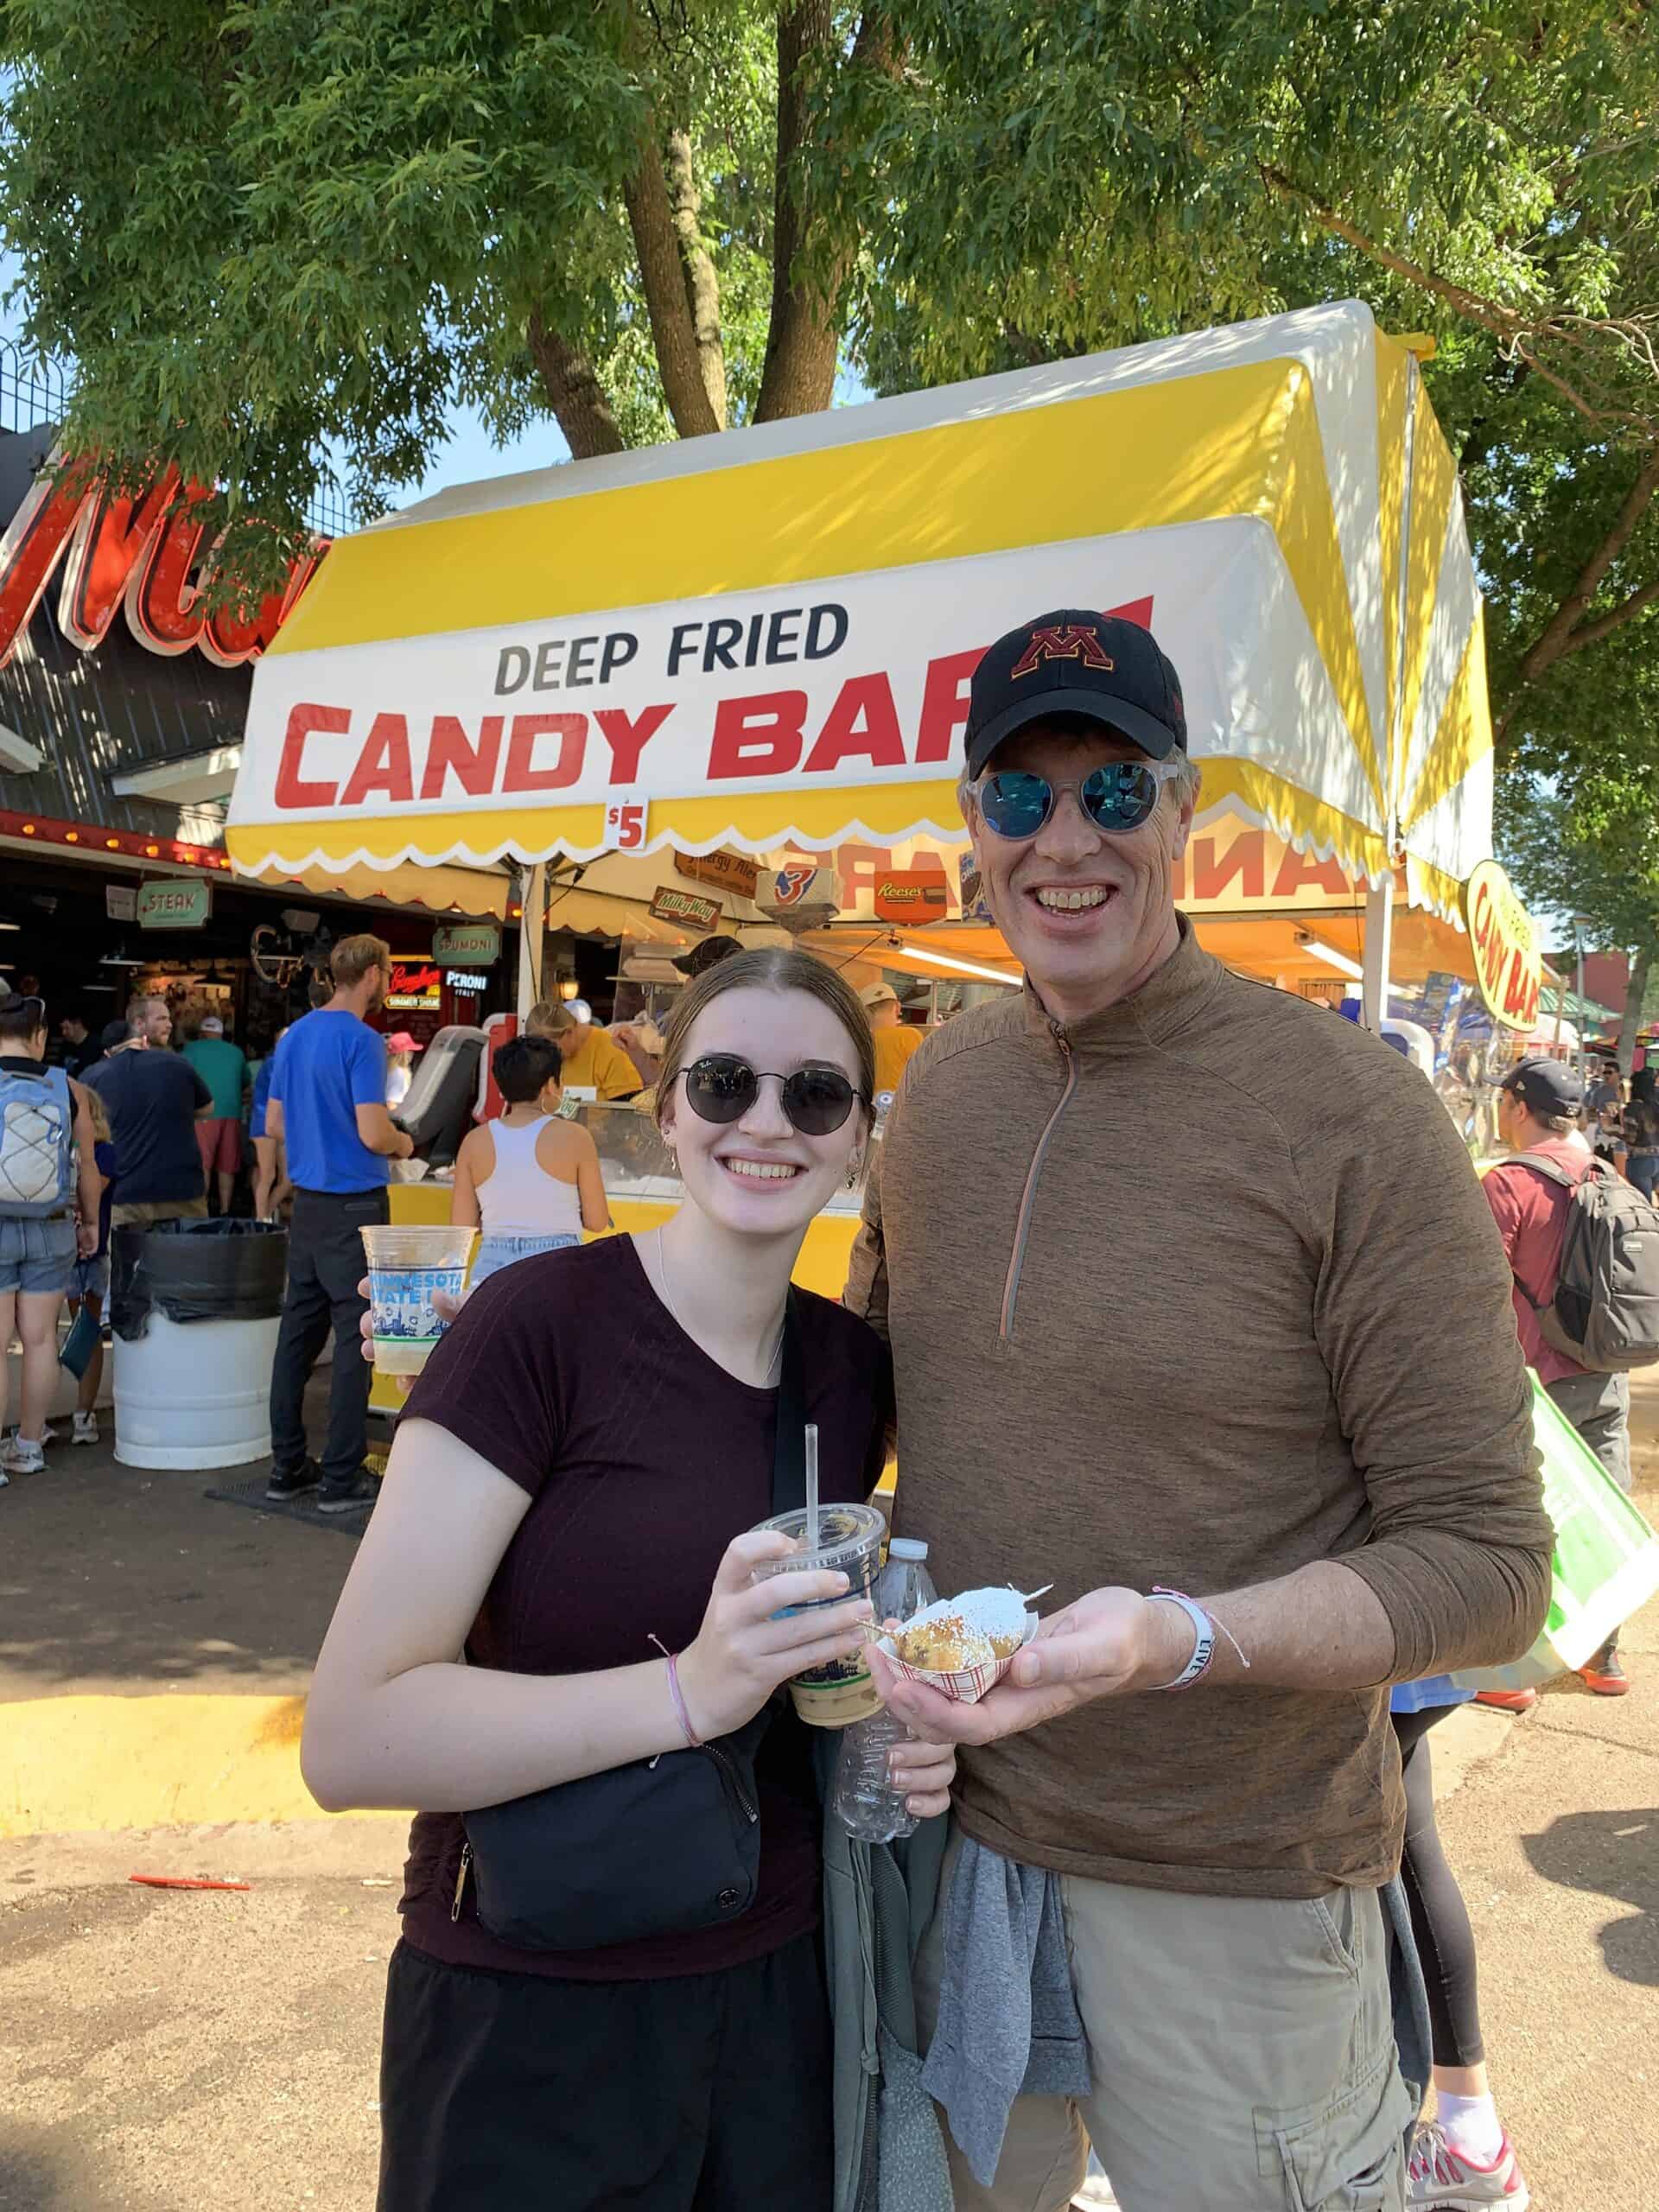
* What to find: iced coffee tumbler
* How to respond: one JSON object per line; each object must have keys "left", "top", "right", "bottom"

{"left": 749, "top": 1503, "right": 887, "bottom": 1728}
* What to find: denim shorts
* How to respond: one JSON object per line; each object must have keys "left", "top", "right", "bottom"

{"left": 471, "top": 1231, "right": 579, "bottom": 1287}
{"left": 0, "top": 1215, "right": 77, "bottom": 1296}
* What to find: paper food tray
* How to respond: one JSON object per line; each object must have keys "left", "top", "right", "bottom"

{"left": 876, "top": 1586, "right": 1044, "bottom": 1706}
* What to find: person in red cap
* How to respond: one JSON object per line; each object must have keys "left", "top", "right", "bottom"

{"left": 384, "top": 1031, "right": 423, "bottom": 1115}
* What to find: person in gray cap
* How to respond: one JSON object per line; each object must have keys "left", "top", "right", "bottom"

{"left": 1482, "top": 1053, "right": 1630, "bottom": 1697}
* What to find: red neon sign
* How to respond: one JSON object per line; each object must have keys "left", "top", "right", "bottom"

{"left": 0, "top": 452, "right": 329, "bottom": 671}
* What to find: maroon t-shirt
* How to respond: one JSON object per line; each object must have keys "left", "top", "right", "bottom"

{"left": 396, "top": 1232, "right": 892, "bottom": 1980}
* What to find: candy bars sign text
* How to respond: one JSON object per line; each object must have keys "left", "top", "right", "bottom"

{"left": 271, "top": 655, "right": 982, "bottom": 810}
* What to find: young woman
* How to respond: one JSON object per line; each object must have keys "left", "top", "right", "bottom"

{"left": 304, "top": 948, "right": 953, "bottom": 2210}
{"left": 449, "top": 1035, "right": 610, "bottom": 1286}
{"left": 1390, "top": 1681, "right": 1531, "bottom": 2206}
{"left": 384, "top": 1031, "right": 420, "bottom": 1114}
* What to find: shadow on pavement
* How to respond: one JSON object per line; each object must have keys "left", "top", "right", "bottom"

{"left": 0, "top": 2133, "right": 87, "bottom": 2209}
{"left": 1522, "top": 1806, "right": 1659, "bottom": 1986}
{"left": 0, "top": 1373, "right": 362, "bottom": 1698}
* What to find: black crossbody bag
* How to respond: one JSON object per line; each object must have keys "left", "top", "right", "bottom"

{"left": 456, "top": 1294, "right": 807, "bottom": 1953}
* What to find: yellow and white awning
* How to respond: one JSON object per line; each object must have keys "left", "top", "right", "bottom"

{"left": 227, "top": 302, "right": 1491, "bottom": 918}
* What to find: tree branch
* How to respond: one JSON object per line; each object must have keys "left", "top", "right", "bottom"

{"left": 1516, "top": 452, "right": 1659, "bottom": 682}
{"left": 666, "top": 129, "right": 725, "bottom": 430}
{"left": 1259, "top": 165, "right": 1653, "bottom": 436}
{"left": 1492, "top": 451, "right": 1659, "bottom": 746}
{"left": 1556, "top": 573, "right": 1659, "bottom": 658}
{"left": 526, "top": 315, "right": 627, "bottom": 460}
{"left": 624, "top": 124, "right": 722, "bottom": 439}
{"left": 754, "top": 8, "right": 901, "bottom": 425}
{"left": 1261, "top": 165, "right": 1523, "bottom": 336}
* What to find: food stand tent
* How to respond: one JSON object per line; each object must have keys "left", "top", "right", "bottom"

{"left": 227, "top": 302, "right": 1493, "bottom": 982}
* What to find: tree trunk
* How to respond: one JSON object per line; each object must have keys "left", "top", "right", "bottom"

{"left": 624, "top": 132, "right": 723, "bottom": 440}
{"left": 666, "top": 130, "right": 726, "bottom": 431}
{"left": 527, "top": 315, "right": 627, "bottom": 460}
{"left": 753, "top": 2, "right": 841, "bottom": 425}
{"left": 1618, "top": 945, "right": 1654, "bottom": 1076}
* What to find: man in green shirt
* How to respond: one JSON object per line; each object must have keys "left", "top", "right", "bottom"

{"left": 181, "top": 1014, "right": 249, "bottom": 1215}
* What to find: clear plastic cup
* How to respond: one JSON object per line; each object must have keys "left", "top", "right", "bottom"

{"left": 749, "top": 1503, "right": 887, "bottom": 1729}
{"left": 360, "top": 1224, "right": 477, "bottom": 1376}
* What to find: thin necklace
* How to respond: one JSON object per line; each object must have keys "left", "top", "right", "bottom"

{"left": 656, "top": 1226, "right": 785, "bottom": 1384}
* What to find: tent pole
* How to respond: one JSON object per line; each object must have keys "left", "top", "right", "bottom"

{"left": 517, "top": 862, "right": 546, "bottom": 1022}
{"left": 1361, "top": 874, "right": 1395, "bottom": 1033}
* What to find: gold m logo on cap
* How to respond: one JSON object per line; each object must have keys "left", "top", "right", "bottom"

{"left": 1008, "top": 625, "right": 1116, "bottom": 679}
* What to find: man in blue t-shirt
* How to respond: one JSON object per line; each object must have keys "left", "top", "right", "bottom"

{"left": 264, "top": 935, "right": 413, "bottom": 1513}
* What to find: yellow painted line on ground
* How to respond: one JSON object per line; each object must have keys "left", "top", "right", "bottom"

{"left": 0, "top": 1694, "right": 406, "bottom": 1840}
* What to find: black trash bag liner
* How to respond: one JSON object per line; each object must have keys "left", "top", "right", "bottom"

{"left": 111, "top": 1217, "right": 287, "bottom": 1341}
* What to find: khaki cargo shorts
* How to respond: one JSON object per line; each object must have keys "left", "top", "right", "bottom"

{"left": 916, "top": 1831, "right": 1412, "bottom": 2212}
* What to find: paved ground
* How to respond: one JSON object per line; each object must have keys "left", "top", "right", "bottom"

{"left": 3, "top": 1376, "right": 1657, "bottom": 2207}
{"left": 0, "top": 1375, "right": 362, "bottom": 1706}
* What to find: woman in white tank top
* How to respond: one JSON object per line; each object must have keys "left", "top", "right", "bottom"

{"left": 451, "top": 1037, "right": 611, "bottom": 1287}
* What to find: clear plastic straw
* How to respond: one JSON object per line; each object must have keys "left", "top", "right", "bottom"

{"left": 804, "top": 1422, "right": 820, "bottom": 1555}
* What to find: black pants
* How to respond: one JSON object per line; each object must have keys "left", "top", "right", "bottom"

{"left": 1392, "top": 1707, "right": 1484, "bottom": 2069}
{"left": 268, "top": 1185, "right": 387, "bottom": 1486}
{"left": 378, "top": 1935, "right": 834, "bottom": 2212}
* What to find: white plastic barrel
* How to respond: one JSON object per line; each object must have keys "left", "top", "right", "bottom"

{"left": 112, "top": 1312, "right": 283, "bottom": 1470}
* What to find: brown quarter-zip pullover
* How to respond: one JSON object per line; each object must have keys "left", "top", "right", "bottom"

{"left": 846, "top": 921, "right": 1552, "bottom": 1897}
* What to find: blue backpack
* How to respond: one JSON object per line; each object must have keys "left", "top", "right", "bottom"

{"left": 0, "top": 1065, "right": 75, "bottom": 1217}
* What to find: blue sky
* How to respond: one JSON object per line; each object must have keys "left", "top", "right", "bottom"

{"left": 400, "top": 403, "right": 569, "bottom": 505}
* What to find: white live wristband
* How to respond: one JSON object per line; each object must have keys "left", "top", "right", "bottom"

{"left": 1147, "top": 1590, "right": 1214, "bottom": 1691}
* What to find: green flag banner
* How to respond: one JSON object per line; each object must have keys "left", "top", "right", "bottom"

{"left": 1453, "top": 1374, "right": 1659, "bottom": 1694}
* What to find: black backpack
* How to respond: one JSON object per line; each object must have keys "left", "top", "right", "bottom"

{"left": 1512, "top": 1154, "right": 1659, "bottom": 1372}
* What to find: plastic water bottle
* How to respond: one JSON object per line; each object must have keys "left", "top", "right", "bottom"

{"left": 832, "top": 1537, "right": 938, "bottom": 1842}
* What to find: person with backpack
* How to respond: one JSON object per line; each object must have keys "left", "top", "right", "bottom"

{"left": 1482, "top": 1053, "right": 1656, "bottom": 1696}
{"left": 0, "top": 993, "right": 102, "bottom": 1482}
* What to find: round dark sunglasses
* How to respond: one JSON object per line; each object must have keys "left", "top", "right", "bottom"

{"left": 969, "top": 760, "right": 1186, "bottom": 840}
{"left": 680, "top": 1054, "right": 866, "bottom": 1135}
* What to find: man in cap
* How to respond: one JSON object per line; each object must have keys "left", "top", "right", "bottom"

{"left": 181, "top": 1012, "right": 250, "bottom": 1216}
{"left": 1482, "top": 1054, "right": 1630, "bottom": 1697}
{"left": 671, "top": 933, "right": 744, "bottom": 982}
{"left": 847, "top": 608, "right": 1552, "bottom": 2210}
{"left": 861, "top": 980, "right": 923, "bottom": 1102}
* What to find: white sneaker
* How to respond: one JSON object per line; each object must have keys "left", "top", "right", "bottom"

{"left": 1408, "top": 2121, "right": 1529, "bottom": 2208}
{"left": 71, "top": 1411, "right": 99, "bottom": 1446}
{"left": 1, "top": 1437, "right": 44, "bottom": 1476}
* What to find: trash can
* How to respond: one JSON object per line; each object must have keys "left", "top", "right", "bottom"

{"left": 110, "top": 1219, "right": 288, "bottom": 1471}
